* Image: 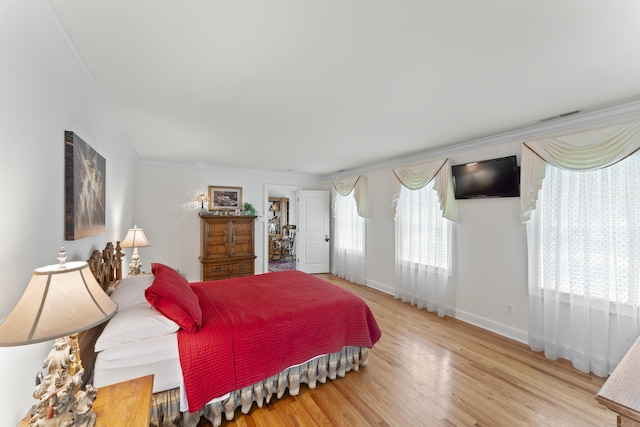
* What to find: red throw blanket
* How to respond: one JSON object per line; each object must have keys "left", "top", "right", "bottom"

{"left": 177, "top": 270, "right": 381, "bottom": 412}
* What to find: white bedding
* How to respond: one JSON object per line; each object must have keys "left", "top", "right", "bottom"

{"left": 93, "top": 273, "right": 184, "bottom": 394}
{"left": 94, "top": 332, "right": 182, "bottom": 394}
{"left": 94, "top": 327, "right": 340, "bottom": 412}
{"left": 91, "top": 270, "right": 375, "bottom": 426}
{"left": 94, "top": 330, "right": 326, "bottom": 412}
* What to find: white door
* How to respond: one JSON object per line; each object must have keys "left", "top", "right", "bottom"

{"left": 296, "top": 190, "right": 330, "bottom": 274}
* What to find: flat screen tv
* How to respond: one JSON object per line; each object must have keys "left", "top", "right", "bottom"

{"left": 451, "top": 155, "right": 520, "bottom": 199}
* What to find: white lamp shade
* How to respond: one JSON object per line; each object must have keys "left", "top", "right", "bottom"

{"left": 121, "top": 226, "right": 151, "bottom": 248}
{"left": 0, "top": 261, "right": 117, "bottom": 346}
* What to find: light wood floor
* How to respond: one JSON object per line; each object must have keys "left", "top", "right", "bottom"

{"left": 200, "top": 274, "right": 616, "bottom": 427}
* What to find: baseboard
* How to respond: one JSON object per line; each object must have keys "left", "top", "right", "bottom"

{"left": 365, "top": 279, "right": 394, "bottom": 295}
{"left": 454, "top": 309, "right": 529, "bottom": 344}
{"left": 364, "top": 279, "right": 529, "bottom": 345}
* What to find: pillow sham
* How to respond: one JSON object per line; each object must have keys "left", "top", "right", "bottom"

{"left": 95, "top": 304, "right": 179, "bottom": 352}
{"left": 109, "top": 274, "right": 155, "bottom": 311}
{"left": 145, "top": 263, "right": 202, "bottom": 332}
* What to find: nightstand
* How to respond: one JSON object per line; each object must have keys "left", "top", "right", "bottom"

{"left": 19, "top": 374, "right": 154, "bottom": 427}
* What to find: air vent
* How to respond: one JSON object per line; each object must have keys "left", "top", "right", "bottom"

{"left": 540, "top": 110, "right": 581, "bottom": 122}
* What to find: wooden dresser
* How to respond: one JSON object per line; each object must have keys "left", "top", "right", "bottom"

{"left": 199, "top": 214, "right": 256, "bottom": 281}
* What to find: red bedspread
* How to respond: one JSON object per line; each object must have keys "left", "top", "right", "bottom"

{"left": 177, "top": 270, "right": 381, "bottom": 412}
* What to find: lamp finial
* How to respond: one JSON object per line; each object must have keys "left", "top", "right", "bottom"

{"left": 57, "top": 246, "right": 67, "bottom": 268}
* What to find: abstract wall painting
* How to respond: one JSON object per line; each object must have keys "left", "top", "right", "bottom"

{"left": 64, "top": 131, "right": 106, "bottom": 240}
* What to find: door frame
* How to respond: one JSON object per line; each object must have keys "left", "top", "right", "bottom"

{"left": 263, "top": 184, "right": 302, "bottom": 273}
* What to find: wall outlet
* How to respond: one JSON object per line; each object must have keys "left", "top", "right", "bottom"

{"left": 506, "top": 303, "right": 513, "bottom": 315}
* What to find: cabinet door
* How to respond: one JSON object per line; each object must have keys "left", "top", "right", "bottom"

{"left": 229, "top": 219, "right": 254, "bottom": 257}
{"left": 202, "top": 219, "right": 231, "bottom": 258}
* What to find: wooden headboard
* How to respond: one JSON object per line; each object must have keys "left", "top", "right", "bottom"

{"left": 87, "top": 241, "right": 124, "bottom": 293}
{"left": 80, "top": 241, "right": 125, "bottom": 383}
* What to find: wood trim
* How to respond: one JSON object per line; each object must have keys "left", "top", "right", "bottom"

{"left": 597, "top": 336, "right": 640, "bottom": 424}
{"left": 80, "top": 242, "right": 124, "bottom": 383}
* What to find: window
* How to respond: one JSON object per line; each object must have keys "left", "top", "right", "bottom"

{"left": 396, "top": 180, "right": 450, "bottom": 271}
{"left": 333, "top": 192, "right": 366, "bottom": 284}
{"left": 531, "top": 153, "right": 640, "bottom": 305}
{"left": 334, "top": 192, "right": 365, "bottom": 254}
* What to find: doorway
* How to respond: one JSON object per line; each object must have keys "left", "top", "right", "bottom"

{"left": 264, "top": 184, "right": 300, "bottom": 273}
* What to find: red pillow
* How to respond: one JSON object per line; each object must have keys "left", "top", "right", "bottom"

{"left": 145, "top": 263, "right": 202, "bottom": 332}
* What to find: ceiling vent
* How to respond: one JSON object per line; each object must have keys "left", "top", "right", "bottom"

{"left": 540, "top": 110, "right": 581, "bottom": 122}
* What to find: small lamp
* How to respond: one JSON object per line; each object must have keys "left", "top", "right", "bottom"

{"left": 0, "top": 247, "right": 117, "bottom": 426}
{"left": 120, "top": 225, "right": 151, "bottom": 277}
{"left": 197, "top": 193, "right": 208, "bottom": 210}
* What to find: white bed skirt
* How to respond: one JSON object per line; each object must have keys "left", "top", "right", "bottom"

{"left": 149, "top": 346, "right": 369, "bottom": 427}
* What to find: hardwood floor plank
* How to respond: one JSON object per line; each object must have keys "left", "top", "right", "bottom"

{"left": 200, "top": 274, "right": 616, "bottom": 426}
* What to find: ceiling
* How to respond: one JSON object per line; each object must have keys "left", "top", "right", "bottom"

{"left": 49, "top": 1, "right": 640, "bottom": 176}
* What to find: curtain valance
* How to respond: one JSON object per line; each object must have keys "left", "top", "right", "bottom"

{"left": 332, "top": 175, "right": 369, "bottom": 218}
{"left": 391, "top": 158, "right": 459, "bottom": 223}
{"left": 521, "top": 120, "right": 640, "bottom": 222}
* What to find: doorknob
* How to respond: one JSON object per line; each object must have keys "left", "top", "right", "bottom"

{"left": 325, "top": 235, "right": 330, "bottom": 242}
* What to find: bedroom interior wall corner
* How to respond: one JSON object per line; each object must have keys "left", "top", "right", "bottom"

{"left": 134, "top": 163, "right": 328, "bottom": 283}
{"left": 0, "top": 4, "right": 137, "bottom": 425}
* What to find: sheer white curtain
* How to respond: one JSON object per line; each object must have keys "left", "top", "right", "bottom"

{"left": 393, "top": 159, "right": 456, "bottom": 317}
{"left": 523, "top": 120, "right": 640, "bottom": 376}
{"left": 332, "top": 176, "right": 368, "bottom": 284}
{"left": 332, "top": 192, "right": 366, "bottom": 284}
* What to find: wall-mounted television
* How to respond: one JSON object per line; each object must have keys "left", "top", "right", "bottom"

{"left": 451, "top": 155, "right": 520, "bottom": 199}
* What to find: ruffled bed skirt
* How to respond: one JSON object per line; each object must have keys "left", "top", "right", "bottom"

{"left": 149, "top": 346, "right": 369, "bottom": 427}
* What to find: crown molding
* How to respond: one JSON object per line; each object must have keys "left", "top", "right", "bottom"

{"left": 327, "top": 100, "right": 640, "bottom": 180}
{"left": 17, "top": 0, "right": 138, "bottom": 159}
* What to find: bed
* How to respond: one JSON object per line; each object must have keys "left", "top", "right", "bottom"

{"left": 82, "top": 242, "right": 381, "bottom": 427}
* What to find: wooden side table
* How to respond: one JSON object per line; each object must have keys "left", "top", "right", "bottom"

{"left": 19, "top": 374, "right": 154, "bottom": 427}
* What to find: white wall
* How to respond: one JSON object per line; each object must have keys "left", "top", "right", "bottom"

{"left": 448, "top": 142, "right": 528, "bottom": 341}
{"left": 359, "top": 141, "right": 528, "bottom": 342}
{"left": 0, "top": 3, "right": 137, "bottom": 424}
{"left": 133, "top": 141, "right": 530, "bottom": 350}
{"left": 133, "top": 162, "right": 329, "bottom": 282}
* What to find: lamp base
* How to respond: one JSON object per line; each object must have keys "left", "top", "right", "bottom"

{"left": 29, "top": 335, "right": 97, "bottom": 427}
{"left": 127, "top": 247, "right": 145, "bottom": 277}
{"left": 28, "top": 411, "right": 96, "bottom": 427}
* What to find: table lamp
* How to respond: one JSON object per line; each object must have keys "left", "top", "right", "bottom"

{"left": 120, "top": 225, "right": 151, "bottom": 276}
{"left": 0, "top": 247, "right": 117, "bottom": 426}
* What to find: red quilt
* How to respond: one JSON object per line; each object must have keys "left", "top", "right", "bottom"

{"left": 177, "top": 270, "right": 381, "bottom": 412}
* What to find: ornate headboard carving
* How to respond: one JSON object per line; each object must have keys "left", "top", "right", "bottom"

{"left": 81, "top": 242, "right": 125, "bottom": 383}
{"left": 87, "top": 241, "right": 124, "bottom": 293}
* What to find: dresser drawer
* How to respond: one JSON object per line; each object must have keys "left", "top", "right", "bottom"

{"left": 230, "top": 261, "right": 254, "bottom": 276}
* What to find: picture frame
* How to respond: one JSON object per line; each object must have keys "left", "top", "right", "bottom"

{"left": 208, "top": 186, "right": 242, "bottom": 211}
{"left": 64, "top": 131, "right": 106, "bottom": 240}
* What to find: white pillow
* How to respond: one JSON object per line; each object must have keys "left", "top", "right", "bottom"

{"left": 95, "top": 304, "right": 179, "bottom": 352}
{"left": 110, "top": 274, "right": 155, "bottom": 311}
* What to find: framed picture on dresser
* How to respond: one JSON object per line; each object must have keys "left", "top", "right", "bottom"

{"left": 208, "top": 186, "right": 242, "bottom": 211}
